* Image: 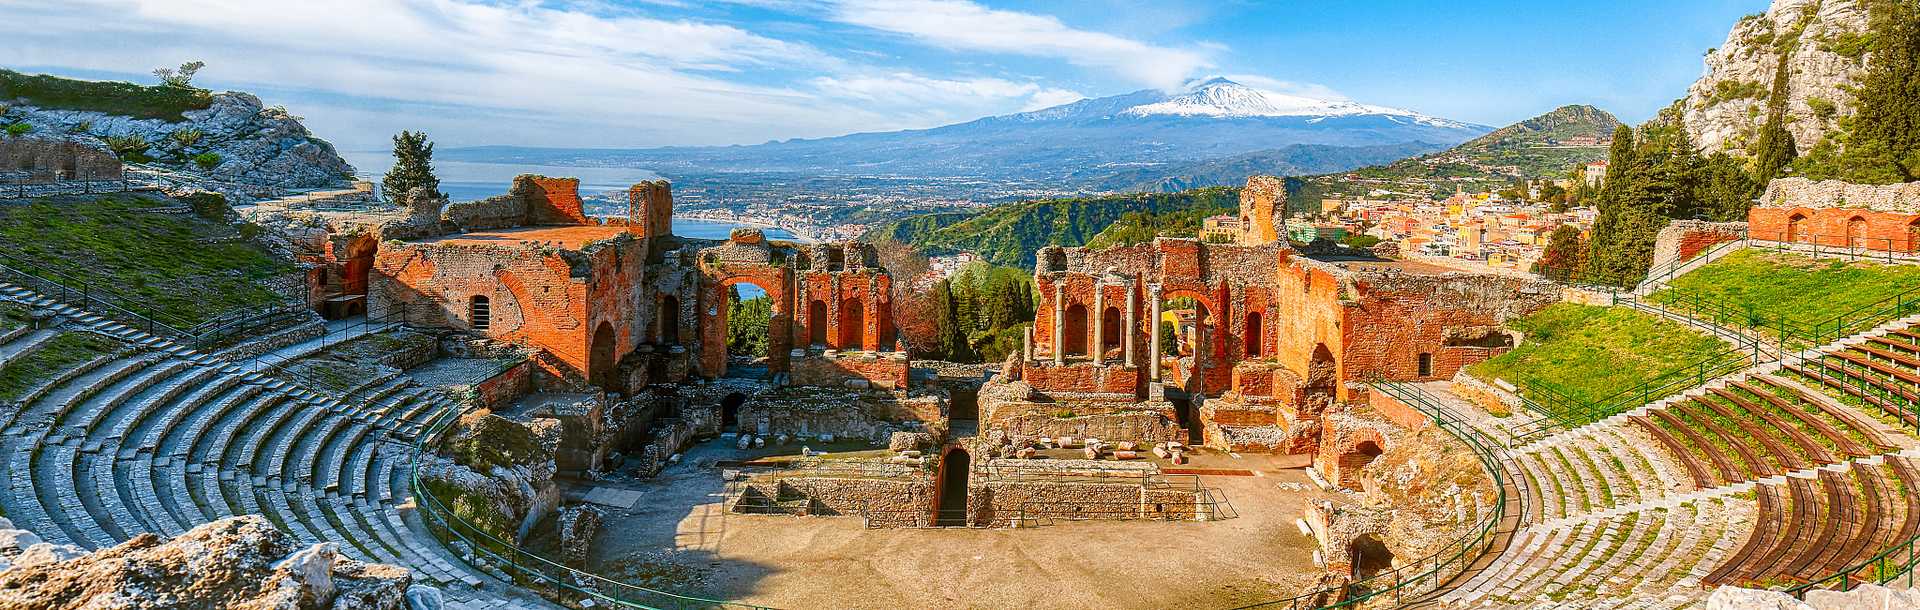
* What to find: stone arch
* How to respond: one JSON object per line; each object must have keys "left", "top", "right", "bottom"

{"left": 1847, "top": 215, "right": 1870, "bottom": 249}
{"left": 703, "top": 271, "right": 792, "bottom": 379}
{"left": 1787, "top": 212, "right": 1809, "bottom": 243}
{"left": 1243, "top": 311, "right": 1263, "bottom": 358}
{"left": 838, "top": 297, "right": 866, "bottom": 350}
{"left": 589, "top": 321, "right": 617, "bottom": 392}
{"left": 468, "top": 295, "right": 491, "bottom": 331}
{"left": 1305, "top": 343, "right": 1337, "bottom": 417}
{"left": 933, "top": 445, "right": 972, "bottom": 526}
{"left": 1348, "top": 533, "right": 1395, "bottom": 579}
{"left": 1063, "top": 303, "right": 1089, "bottom": 356}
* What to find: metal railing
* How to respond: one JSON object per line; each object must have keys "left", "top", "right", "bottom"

{"left": 1746, "top": 229, "right": 1920, "bottom": 265}
{"left": 410, "top": 402, "right": 776, "bottom": 610}
{"left": 1634, "top": 233, "right": 1749, "bottom": 293}
{"left": 1236, "top": 380, "right": 1518, "bottom": 609}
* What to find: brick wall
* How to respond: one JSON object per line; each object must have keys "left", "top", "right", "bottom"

{"left": 789, "top": 351, "right": 911, "bottom": 390}
{"left": 1749, "top": 206, "right": 1920, "bottom": 251}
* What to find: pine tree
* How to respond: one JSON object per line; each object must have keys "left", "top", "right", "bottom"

{"left": 383, "top": 130, "right": 441, "bottom": 202}
{"left": 1838, "top": 0, "right": 1920, "bottom": 182}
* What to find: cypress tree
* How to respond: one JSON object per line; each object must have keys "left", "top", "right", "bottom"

{"left": 1840, "top": 0, "right": 1920, "bottom": 182}
{"left": 383, "top": 130, "right": 442, "bottom": 202}
{"left": 1751, "top": 51, "right": 1799, "bottom": 182}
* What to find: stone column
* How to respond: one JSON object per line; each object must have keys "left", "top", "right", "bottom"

{"left": 1124, "top": 280, "right": 1137, "bottom": 368}
{"left": 1148, "top": 284, "right": 1162, "bottom": 381}
{"left": 1052, "top": 282, "right": 1065, "bottom": 365}
{"left": 1023, "top": 325, "right": 1034, "bottom": 362}
{"left": 1092, "top": 284, "right": 1106, "bottom": 366}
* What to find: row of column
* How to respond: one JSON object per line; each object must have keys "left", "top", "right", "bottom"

{"left": 1024, "top": 279, "right": 1166, "bottom": 382}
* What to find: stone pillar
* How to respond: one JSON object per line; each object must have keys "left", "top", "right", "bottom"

{"left": 1052, "top": 282, "right": 1065, "bottom": 365}
{"left": 1124, "top": 280, "right": 1137, "bottom": 368}
{"left": 1148, "top": 284, "right": 1162, "bottom": 381}
{"left": 1092, "top": 284, "right": 1106, "bottom": 366}
{"left": 1023, "top": 325, "right": 1034, "bottom": 362}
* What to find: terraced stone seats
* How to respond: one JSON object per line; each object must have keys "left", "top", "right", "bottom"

{"left": 0, "top": 284, "right": 553, "bottom": 609}
{"left": 1704, "top": 457, "right": 1920, "bottom": 588}
{"left": 1788, "top": 325, "right": 1920, "bottom": 424}
{"left": 1627, "top": 375, "right": 1895, "bottom": 489}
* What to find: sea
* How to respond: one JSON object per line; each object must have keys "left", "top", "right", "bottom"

{"left": 341, "top": 151, "right": 795, "bottom": 297}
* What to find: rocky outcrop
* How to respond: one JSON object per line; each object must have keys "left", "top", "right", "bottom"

{"left": 1760, "top": 176, "right": 1920, "bottom": 212}
{"left": 1707, "top": 583, "right": 1920, "bottom": 609}
{"left": 0, "top": 515, "right": 418, "bottom": 610}
{"left": 4, "top": 91, "right": 355, "bottom": 196}
{"left": 418, "top": 411, "right": 560, "bottom": 544}
{"left": 1682, "top": 0, "right": 1873, "bottom": 156}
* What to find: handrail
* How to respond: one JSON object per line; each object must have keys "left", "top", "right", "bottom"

{"left": 1235, "top": 379, "right": 1517, "bottom": 609}
{"left": 1635, "top": 232, "right": 1748, "bottom": 293}
{"left": 410, "top": 394, "right": 774, "bottom": 609}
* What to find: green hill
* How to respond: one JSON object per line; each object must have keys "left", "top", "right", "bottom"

{"left": 861, "top": 187, "right": 1238, "bottom": 268}
{"left": 1286, "top": 105, "right": 1621, "bottom": 206}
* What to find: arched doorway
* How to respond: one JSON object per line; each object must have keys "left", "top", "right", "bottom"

{"left": 1908, "top": 218, "right": 1920, "bottom": 255}
{"left": 589, "top": 321, "right": 617, "bottom": 392}
{"left": 1063, "top": 304, "right": 1089, "bottom": 357}
{"left": 1100, "top": 306, "right": 1121, "bottom": 358}
{"left": 1787, "top": 212, "right": 1809, "bottom": 243}
{"left": 1847, "top": 216, "right": 1869, "bottom": 250}
{"left": 1244, "top": 311, "right": 1263, "bottom": 358}
{"left": 934, "top": 446, "right": 971, "bottom": 526}
{"left": 838, "top": 298, "right": 865, "bottom": 350}
{"left": 721, "top": 392, "right": 746, "bottom": 431}
{"left": 659, "top": 294, "right": 680, "bottom": 344}
{"left": 808, "top": 300, "right": 828, "bottom": 347}
{"left": 468, "top": 295, "right": 491, "bottom": 332}
{"left": 1349, "top": 534, "right": 1395, "bottom": 579}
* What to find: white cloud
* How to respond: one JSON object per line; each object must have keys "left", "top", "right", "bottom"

{"left": 812, "top": 73, "right": 1036, "bottom": 102}
{"left": 1022, "top": 88, "right": 1086, "bottom": 111}
{"left": 829, "top": 0, "right": 1214, "bottom": 89}
{"left": 1222, "top": 73, "right": 1351, "bottom": 102}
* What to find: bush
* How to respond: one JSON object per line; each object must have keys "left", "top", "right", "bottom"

{"left": 3, "top": 123, "right": 30, "bottom": 137}
{"left": 0, "top": 69, "right": 212, "bottom": 122}
{"left": 192, "top": 152, "right": 222, "bottom": 170}
{"left": 104, "top": 134, "right": 151, "bottom": 163}
{"left": 170, "top": 128, "right": 204, "bottom": 148}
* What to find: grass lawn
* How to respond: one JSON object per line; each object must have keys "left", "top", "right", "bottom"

{"left": 0, "top": 331, "right": 122, "bottom": 401}
{"left": 1466, "top": 303, "right": 1728, "bottom": 404}
{"left": 0, "top": 194, "right": 295, "bottom": 328}
{"left": 0, "top": 302, "right": 30, "bottom": 333}
{"left": 1648, "top": 249, "right": 1920, "bottom": 331}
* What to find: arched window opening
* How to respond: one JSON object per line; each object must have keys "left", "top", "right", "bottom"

{"left": 809, "top": 300, "right": 828, "bottom": 347}
{"left": 1847, "top": 216, "right": 1870, "bottom": 249}
{"left": 1244, "top": 312, "right": 1263, "bottom": 357}
{"left": 1100, "top": 306, "right": 1121, "bottom": 357}
{"left": 469, "top": 295, "right": 491, "bottom": 331}
{"left": 1063, "top": 304, "right": 1089, "bottom": 356}
{"left": 660, "top": 295, "right": 681, "bottom": 344}
{"left": 839, "top": 298, "right": 866, "bottom": 350}
{"left": 1787, "top": 213, "right": 1809, "bottom": 244}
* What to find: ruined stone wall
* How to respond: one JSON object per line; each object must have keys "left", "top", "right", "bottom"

{"left": 1750, "top": 206, "right": 1920, "bottom": 251}
{"left": 0, "top": 137, "right": 122, "bottom": 183}
{"left": 472, "top": 359, "right": 535, "bottom": 412}
{"left": 1238, "top": 176, "right": 1286, "bottom": 245}
{"left": 789, "top": 351, "right": 910, "bottom": 390}
{"left": 736, "top": 476, "right": 932, "bottom": 519}
{"left": 1339, "top": 271, "right": 1556, "bottom": 388}
{"left": 1018, "top": 361, "right": 1142, "bottom": 395}
{"left": 524, "top": 176, "right": 590, "bottom": 225}
{"left": 627, "top": 180, "right": 674, "bottom": 239}
{"left": 444, "top": 193, "right": 528, "bottom": 232}
{"left": 984, "top": 406, "right": 1178, "bottom": 443}
{"left": 1651, "top": 220, "right": 1748, "bottom": 267}
{"left": 796, "top": 267, "right": 894, "bottom": 352}
{"left": 1760, "top": 177, "right": 1920, "bottom": 214}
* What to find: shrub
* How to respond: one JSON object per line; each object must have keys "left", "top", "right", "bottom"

{"left": 0, "top": 69, "right": 212, "bottom": 122}
{"left": 3, "top": 123, "right": 30, "bottom": 137}
{"left": 104, "top": 134, "right": 151, "bottom": 163}
{"left": 169, "top": 128, "right": 204, "bottom": 148}
{"left": 67, "top": 120, "right": 92, "bottom": 135}
{"left": 192, "top": 152, "right": 222, "bottom": 170}
{"left": 1807, "top": 96, "right": 1838, "bottom": 121}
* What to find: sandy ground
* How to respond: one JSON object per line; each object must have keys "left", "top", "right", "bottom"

{"left": 573, "top": 439, "right": 1343, "bottom": 610}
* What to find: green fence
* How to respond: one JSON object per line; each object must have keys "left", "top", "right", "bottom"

{"left": 1233, "top": 380, "right": 1519, "bottom": 609}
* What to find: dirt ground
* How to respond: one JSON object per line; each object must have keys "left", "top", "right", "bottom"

{"left": 574, "top": 439, "right": 1343, "bottom": 610}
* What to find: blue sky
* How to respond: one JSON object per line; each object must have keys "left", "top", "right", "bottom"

{"left": 2, "top": 0, "right": 1764, "bottom": 151}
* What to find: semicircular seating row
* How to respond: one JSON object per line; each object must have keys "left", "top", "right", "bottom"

{"left": 1439, "top": 320, "right": 1920, "bottom": 609}
{"left": 0, "top": 282, "right": 556, "bottom": 610}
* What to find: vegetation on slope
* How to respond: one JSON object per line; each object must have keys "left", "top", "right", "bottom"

{"left": 1647, "top": 249, "right": 1920, "bottom": 330}
{"left": 1578, "top": 110, "right": 1761, "bottom": 285}
{"left": 0, "top": 194, "right": 295, "bottom": 327}
{"left": 1793, "top": 0, "right": 1920, "bottom": 183}
{"left": 0, "top": 332, "right": 122, "bottom": 401}
{"left": 0, "top": 302, "right": 30, "bottom": 333}
{"left": 1467, "top": 304, "right": 1727, "bottom": 404}
{"left": 1084, "top": 204, "right": 1236, "bottom": 248}
{"left": 1284, "top": 105, "right": 1621, "bottom": 206}
{"left": 864, "top": 187, "right": 1238, "bottom": 268}
{"left": 0, "top": 69, "right": 213, "bottom": 122}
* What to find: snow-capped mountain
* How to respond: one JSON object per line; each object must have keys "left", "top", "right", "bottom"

{"left": 444, "top": 76, "right": 1492, "bottom": 189}
{"left": 1121, "top": 78, "right": 1476, "bottom": 129}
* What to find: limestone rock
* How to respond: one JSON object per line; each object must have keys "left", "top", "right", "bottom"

{"left": 0, "top": 515, "right": 412, "bottom": 610}
{"left": 14, "top": 542, "right": 86, "bottom": 568}
{"left": 406, "top": 585, "right": 444, "bottom": 610}
{"left": 1682, "top": 0, "right": 1871, "bottom": 158}
{"left": 889, "top": 431, "right": 934, "bottom": 452}
{"left": 557, "top": 505, "right": 606, "bottom": 567}
{"left": 736, "top": 434, "right": 753, "bottom": 450}
{"left": 1706, "top": 586, "right": 1813, "bottom": 610}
